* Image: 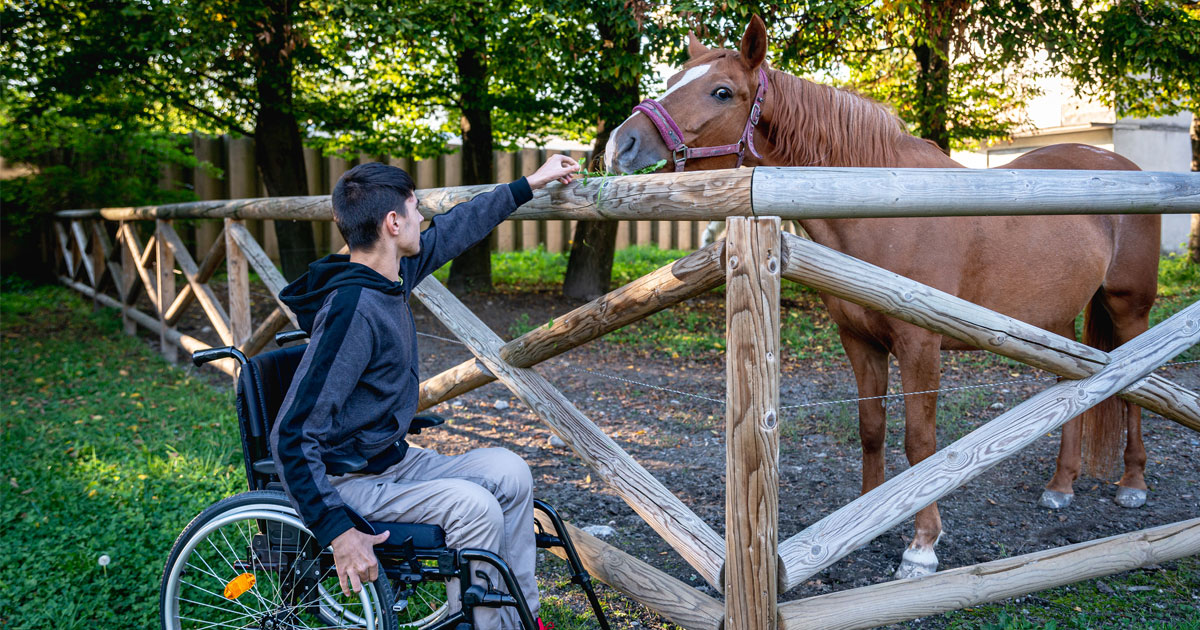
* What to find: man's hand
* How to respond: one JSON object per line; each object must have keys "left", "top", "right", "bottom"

{"left": 526, "top": 154, "right": 581, "bottom": 190}
{"left": 330, "top": 527, "right": 391, "bottom": 596}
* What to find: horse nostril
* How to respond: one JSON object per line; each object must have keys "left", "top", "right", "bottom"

{"left": 621, "top": 132, "right": 638, "bottom": 156}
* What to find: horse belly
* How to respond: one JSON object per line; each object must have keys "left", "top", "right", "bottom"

{"left": 955, "top": 215, "right": 1113, "bottom": 337}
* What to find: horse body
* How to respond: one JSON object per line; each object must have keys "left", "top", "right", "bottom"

{"left": 607, "top": 16, "right": 1159, "bottom": 579}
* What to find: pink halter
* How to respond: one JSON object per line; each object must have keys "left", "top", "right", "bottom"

{"left": 632, "top": 67, "right": 768, "bottom": 172}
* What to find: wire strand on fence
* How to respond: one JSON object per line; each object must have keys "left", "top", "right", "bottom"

{"left": 416, "top": 326, "right": 1199, "bottom": 411}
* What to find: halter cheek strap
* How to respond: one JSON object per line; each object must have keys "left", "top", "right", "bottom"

{"left": 632, "top": 67, "right": 769, "bottom": 172}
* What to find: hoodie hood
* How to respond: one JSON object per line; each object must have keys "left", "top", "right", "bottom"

{"left": 280, "top": 254, "right": 404, "bottom": 333}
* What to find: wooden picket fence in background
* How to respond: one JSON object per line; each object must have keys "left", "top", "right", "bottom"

{"left": 178, "top": 134, "right": 706, "bottom": 263}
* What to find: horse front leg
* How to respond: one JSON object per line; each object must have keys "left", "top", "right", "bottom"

{"left": 839, "top": 330, "right": 889, "bottom": 493}
{"left": 894, "top": 338, "right": 943, "bottom": 579}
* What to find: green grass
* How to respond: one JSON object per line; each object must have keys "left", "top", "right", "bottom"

{"left": 938, "top": 556, "right": 1200, "bottom": 630}
{"left": 0, "top": 283, "right": 640, "bottom": 629}
{"left": 0, "top": 285, "right": 241, "bottom": 627}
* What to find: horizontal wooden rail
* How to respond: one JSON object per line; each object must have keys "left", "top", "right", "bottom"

{"left": 779, "top": 233, "right": 1200, "bottom": 433}
{"left": 777, "top": 301, "right": 1200, "bottom": 591}
{"left": 56, "top": 168, "right": 1200, "bottom": 222}
{"left": 534, "top": 512, "right": 724, "bottom": 630}
{"left": 779, "top": 518, "right": 1200, "bottom": 630}
{"left": 417, "top": 242, "right": 726, "bottom": 411}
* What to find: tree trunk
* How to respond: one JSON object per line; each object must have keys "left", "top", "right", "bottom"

{"left": 562, "top": 17, "right": 641, "bottom": 300}
{"left": 253, "top": 0, "right": 316, "bottom": 281}
{"left": 1189, "top": 112, "right": 1199, "bottom": 263}
{"left": 447, "top": 6, "right": 494, "bottom": 293}
{"left": 912, "top": 3, "right": 957, "bottom": 153}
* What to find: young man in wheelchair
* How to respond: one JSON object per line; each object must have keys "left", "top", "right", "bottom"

{"left": 270, "top": 155, "right": 579, "bottom": 630}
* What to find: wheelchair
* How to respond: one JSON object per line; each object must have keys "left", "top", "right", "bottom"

{"left": 159, "top": 330, "right": 610, "bottom": 630}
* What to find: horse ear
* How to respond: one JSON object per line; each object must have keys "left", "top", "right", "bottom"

{"left": 687, "top": 31, "right": 710, "bottom": 59}
{"left": 739, "top": 14, "right": 768, "bottom": 69}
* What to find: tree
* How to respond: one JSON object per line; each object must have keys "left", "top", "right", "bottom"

{"left": 318, "top": 0, "right": 599, "bottom": 292}
{"left": 1065, "top": 0, "right": 1199, "bottom": 261}
{"left": 562, "top": 3, "right": 655, "bottom": 300}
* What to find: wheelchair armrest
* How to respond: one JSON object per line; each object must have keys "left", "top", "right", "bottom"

{"left": 408, "top": 413, "right": 446, "bottom": 435}
{"left": 192, "top": 346, "right": 248, "bottom": 367}
{"left": 275, "top": 330, "right": 310, "bottom": 345}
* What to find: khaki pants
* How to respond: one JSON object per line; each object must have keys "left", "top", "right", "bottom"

{"left": 330, "top": 446, "right": 537, "bottom": 630}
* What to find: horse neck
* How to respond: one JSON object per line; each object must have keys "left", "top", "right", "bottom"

{"left": 758, "top": 70, "right": 958, "bottom": 169}
{"left": 756, "top": 70, "right": 960, "bottom": 249}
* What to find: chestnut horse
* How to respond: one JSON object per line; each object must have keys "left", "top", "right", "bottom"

{"left": 606, "top": 15, "right": 1160, "bottom": 579}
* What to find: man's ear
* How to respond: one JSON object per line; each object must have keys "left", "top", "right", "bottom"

{"left": 739, "top": 14, "right": 768, "bottom": 69}
{"left": 687, "top": 31, "right": 710, "bottom": 59}
{"left": 384, "top": 210, "right": 401, "bottom": 236}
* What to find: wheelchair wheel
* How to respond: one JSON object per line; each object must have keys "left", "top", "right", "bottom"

{"left": 160, "top": 490, "right": 398, "bottom": 630}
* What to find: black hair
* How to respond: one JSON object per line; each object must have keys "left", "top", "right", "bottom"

{"left": 331, "top": 162, "right": 416, "bottom": 251}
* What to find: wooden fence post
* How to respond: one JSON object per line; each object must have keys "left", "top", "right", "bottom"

{"left": 725, "top": 216, "right": 781, "bottom": 630}
{"left": 226, "top": 218, "right": 252, "bottom": 353}
{"left": 120, "top": 222, "right": 137, "bottom": 335}
{"left": 155, "top": 219, "right": 177, "bottom": 362}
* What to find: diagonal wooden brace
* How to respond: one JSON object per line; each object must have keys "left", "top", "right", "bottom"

{"left": 413, "top": 276, "right": 728, "bottom": 591}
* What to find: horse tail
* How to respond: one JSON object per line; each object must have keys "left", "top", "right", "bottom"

{"left": 1080, "top": 289, "right": 1125, "bottom": 480}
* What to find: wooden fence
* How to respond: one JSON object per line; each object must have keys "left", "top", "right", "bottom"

{"left": 54, "top": 167, "right": 1200, "bottom": 630}
{"left": 176, "top": 134, "right": 708, "bottom": 260}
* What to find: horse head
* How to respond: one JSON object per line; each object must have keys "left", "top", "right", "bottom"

{"left": 606, "top": 15, "right": 770, "bottom": 174}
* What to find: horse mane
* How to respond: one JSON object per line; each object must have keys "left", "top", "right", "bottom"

{"left": 765, "top": 69, "right": 907, "bottom": 167}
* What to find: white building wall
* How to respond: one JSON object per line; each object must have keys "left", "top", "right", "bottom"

{"left": 1112, "top": 111, "right": 1194, "bottom": 253}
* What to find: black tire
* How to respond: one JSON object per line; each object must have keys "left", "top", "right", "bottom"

{"left": 159, "top": 490, "right": 397, "bottom": 630}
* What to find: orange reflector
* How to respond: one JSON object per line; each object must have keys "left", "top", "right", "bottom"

{"left": 223, "top": 573, "right": 256, "bottom": 600}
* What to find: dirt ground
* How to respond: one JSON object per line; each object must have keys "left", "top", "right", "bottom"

{"left": 172, "top": 285, "right": 1200, "bottom": 628}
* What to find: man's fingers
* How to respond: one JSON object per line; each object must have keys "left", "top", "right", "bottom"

{"left": 338, "top": 568, "right": 350, "bottom": 597}
{"left": 372, "top": 530, "right": 391, "bottom": 544}
{"left": 368, "top": 561, "right": 379, "bottom": 583}
{"left": 350, "top": 571, "right": 364, "bottom": 594}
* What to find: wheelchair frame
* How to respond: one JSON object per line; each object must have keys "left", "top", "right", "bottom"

{"left": 158, "top": 332, "right": 610, "bottom": 630}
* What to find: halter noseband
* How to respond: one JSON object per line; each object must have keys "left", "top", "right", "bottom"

{"left": 632, "top": 67, "right": 768, "bottom": 172}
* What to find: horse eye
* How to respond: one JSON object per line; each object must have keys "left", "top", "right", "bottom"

{"left": 713, "top": 87, "right": 733, "bottom": 101}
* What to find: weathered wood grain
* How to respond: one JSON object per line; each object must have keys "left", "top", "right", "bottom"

{"left": 155, "top": 220, "right": 177, "bottom": 362}
{"left": 119, "top": 223, "right": 137, "bottom": 334}
{"left": 226, "top": 220, "right": 299, "bottom": 328}
{"left": 118, "top": 224, "right": 158, "bottom": 311}
{"left": 753, "top": 167, "right": 1200, "bottom": 217}
{"left": 163, "top": 227, "right": 227, "bottom": 327}
{"left": 534, "top": 511, "right": 723, "bottom": 630}
{"left": 70, "top": 221, "right": 97, "bottom": 286}
{"left": 418, "top": 243, "right": 725, "bottom": 411}
{"left": 412, "top": 277, "right": 727, "bottom": 590}
{"left": 90, "top": 221, "right": 121, "bottom": 298}
{"left": 777, "top": 302, "right": 1200, "bottom": 591}
{"left": 779, "top": 518, "right": 1200, "bottom": 630}
{"left": 55, "top": 222, "right": 77, "bottom": 281}
{"left": 225, "top": 219, "right": 252, "bottom": 348}
{"left": 779, "top": 233, "right": 1200, "bottom": 433}
{"left": 158, "top": 222, "right": 234, "bottom": 345}
{"left": 55, "top": 168, "right": 1199, "bottom": 222}
{"left": 724, "top": 218, "right": 781, "bottom": 630}
{"left": 243, "top": 307, "right": 292, "bottom": 357}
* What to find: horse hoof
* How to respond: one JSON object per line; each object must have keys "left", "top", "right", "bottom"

{"left": 894, "top": 548, "right": 938, "bottom": 580}
{"left": 1114, "top": 486, "right": 1147, "bottom": 509}
{"left": 1038, "top": 490, "right": 1073, "bottom": 509}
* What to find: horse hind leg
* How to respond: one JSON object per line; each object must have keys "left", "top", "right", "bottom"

{"left": 893, "top": 337, "right": 944, "bottom": 579}
{"left": 1104, "top": 291, "right": 1152, "bottom": 509}
{"left": 1041, "top": 319, "right": 1085, "bottom": 509}
{"left": 840, "top": 330, "right": 889, "bottom": 494}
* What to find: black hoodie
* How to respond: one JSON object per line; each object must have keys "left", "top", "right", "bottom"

{"left": 270, "top": 179, "right": 532, "bottom": 547}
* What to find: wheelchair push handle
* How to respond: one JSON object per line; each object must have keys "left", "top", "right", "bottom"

{"left": 275, "top": 329, "right": 309, "bottom": 345}
{"left": 192, "top": 346, "right": 249, "bottom": 367}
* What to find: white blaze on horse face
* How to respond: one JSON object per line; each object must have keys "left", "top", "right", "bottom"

{"left": 660, "top": 64, "right": 712, "bottom": 101}
{"left": 605, "top": 64, "right": 713, "bottom": 172}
